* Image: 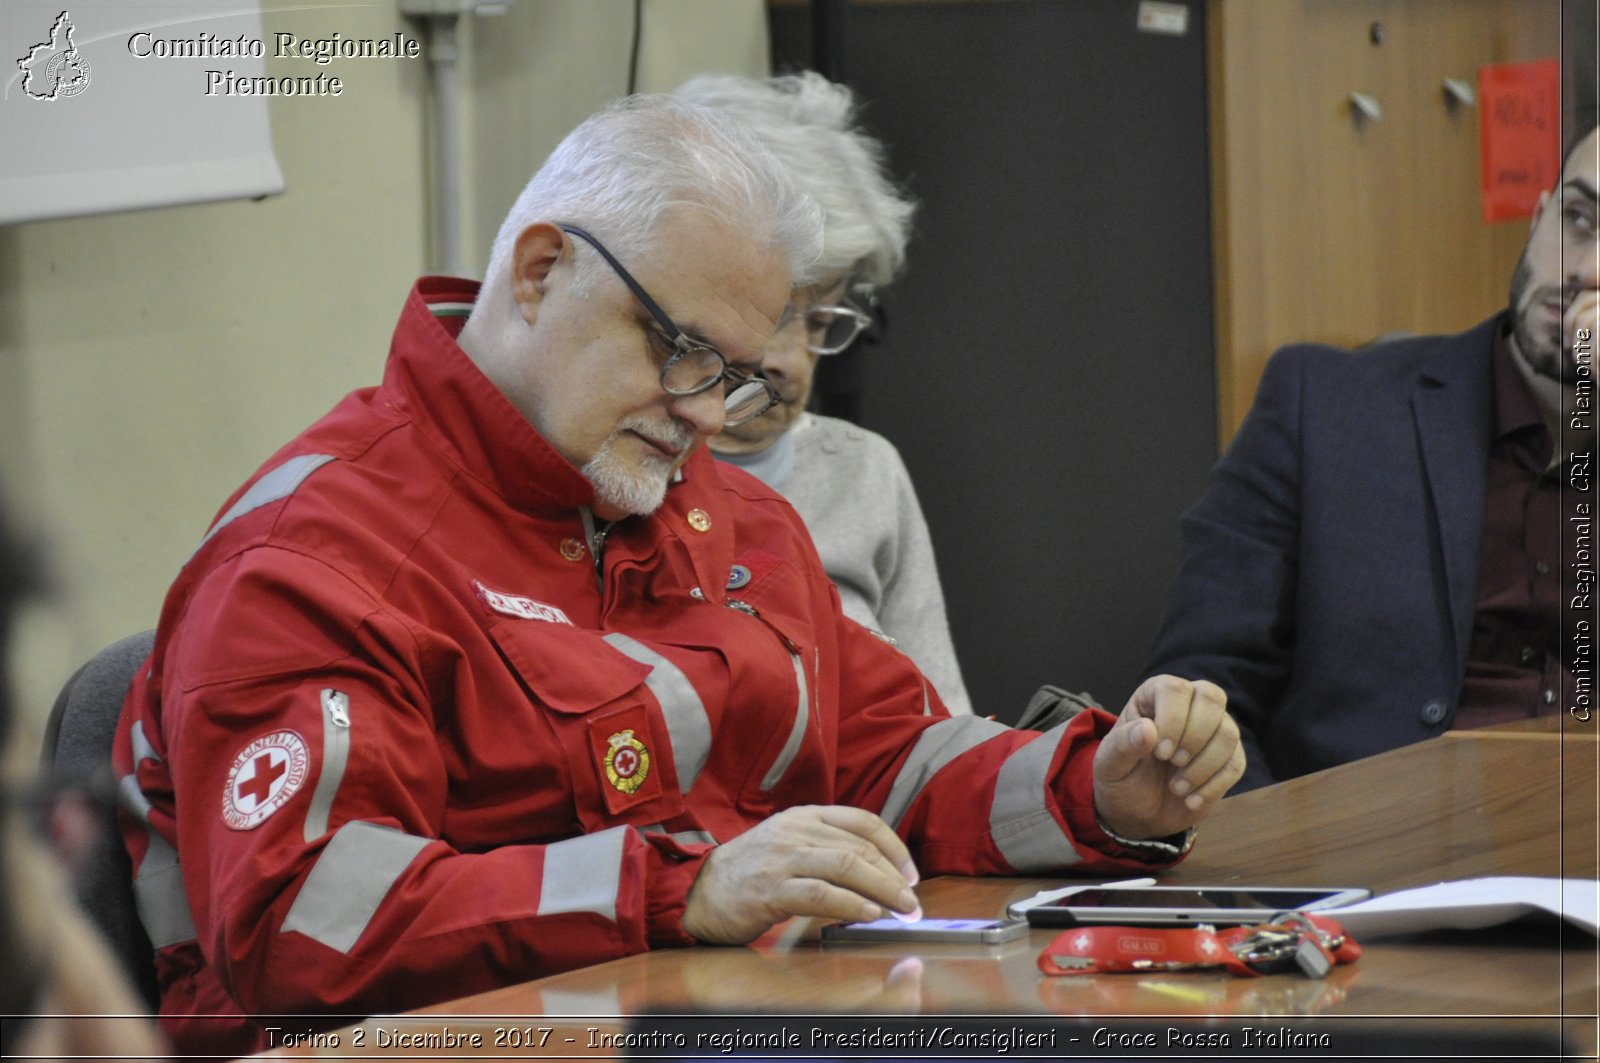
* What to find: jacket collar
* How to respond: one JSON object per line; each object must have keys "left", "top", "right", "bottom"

{"left": 381, "top": 277, "right": 599, "bottom": 514}
{"left": 1415, "top": 313, "right": 1504, "bottom": 391}
{"left": 379, "top": 278, "right": 727, "bottom": 529}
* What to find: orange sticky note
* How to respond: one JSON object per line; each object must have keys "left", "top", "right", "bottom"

{"left": 1478, "top": 58, "right": 1561, "bottom": 223}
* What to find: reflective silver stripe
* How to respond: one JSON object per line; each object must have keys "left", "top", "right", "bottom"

{"left": 537, "top": 827, "right": 626, "bottom": 921}
{"left": 989, "top": 724, "right": 1084, "bottom": 873}
{"left": 119, "top": 773, "right": 153, "bottom": 822}
{"left": 602, "top": 633, "right": 711, "bottom": 792}
{"left": 281, "top": 821, "right": 430, "bottom": 953}
{"left": 121, "top": 720, "right": 192, "bottom": 942}
{"left": 760, "top": 649, "right": 810, "bottom": 791}
{"left": 134, "top": 831, "right": 197, "bottom": 948}
{"left": 121, "top": 722, "right": 159, "bottom": 821}
{"left": 193, "top": 453, "right": 336, "bottom": 554}
{"left": 642, "top": 825, "right": 718, "bottom": 847}
{"left": 131, "top": 720, "right": 159, "bottom": 765}
{"left": 878, "top": 716, "right": 1011, "bottom": 829}
{"left": 121, "top": 723, "right": 197, "bottom": 946}
{"left": 304, "top": 689, "right": 351, "bottom": 842}
{"left": 921, "top": 680, "right": 932, "bottom": 717}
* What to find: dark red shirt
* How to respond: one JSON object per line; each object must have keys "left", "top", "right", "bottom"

{"left": 1454, "top": 326, "right": 1590, "bottom": 728}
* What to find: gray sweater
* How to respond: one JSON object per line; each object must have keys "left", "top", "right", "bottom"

{"left": 716, "top": 413, "right": 973, "bottom": 715}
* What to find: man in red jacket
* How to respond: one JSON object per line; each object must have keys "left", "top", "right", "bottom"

{"left": 115, "top": 94, "right": 1243, "bottom": 1056}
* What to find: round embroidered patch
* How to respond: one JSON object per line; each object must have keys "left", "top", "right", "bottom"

{"left": 603, "top": 728, "right": 650, "bottom": 794}
{"left": 223, "top": 730, "right": 310, "bottom": 831}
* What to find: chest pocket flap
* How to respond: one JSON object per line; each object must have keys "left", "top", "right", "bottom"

{"left": 489, "top": 619, "right": 652, "bottom": 714}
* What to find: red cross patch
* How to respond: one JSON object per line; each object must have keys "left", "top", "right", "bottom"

{"left": 588, "top": 706, "right": 664, "bottom": 813}
{"left": 223, "top": 730, "right": 310, "bottom": 831}
{"left": 604, "top": 729, "right": 650, "bottom": 793}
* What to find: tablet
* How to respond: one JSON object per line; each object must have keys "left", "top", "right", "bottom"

{"left": 1022, "top": 886, "right": 1370, "bottom": 927}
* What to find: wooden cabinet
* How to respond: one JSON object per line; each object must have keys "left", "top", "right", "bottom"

{"left": 1208, "top": 0, "right": 1561, "bottom": 444}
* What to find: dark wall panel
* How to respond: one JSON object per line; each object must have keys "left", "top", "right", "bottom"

{"left": 773, "top": 0, "right": 1218, "bottom": 718}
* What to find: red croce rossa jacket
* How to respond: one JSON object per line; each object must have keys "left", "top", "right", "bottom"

{"left": 114, "top": 278, "right": 1174, "bottom": 1056}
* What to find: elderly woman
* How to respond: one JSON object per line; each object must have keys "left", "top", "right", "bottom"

{"left": 673, "top": 72, "right": 972, "bottom": 716}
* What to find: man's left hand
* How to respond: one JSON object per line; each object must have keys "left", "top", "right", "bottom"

{"left": 1092, "top": 675, "right": 1243, "bottom": 842}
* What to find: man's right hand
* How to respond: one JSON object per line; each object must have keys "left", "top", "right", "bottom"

{"left": 680, "top": 805, "right": 921, "bottom": 945}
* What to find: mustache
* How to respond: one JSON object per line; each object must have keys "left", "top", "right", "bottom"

{"left": 616, "top": 414, "right": 696, "bottom": 456}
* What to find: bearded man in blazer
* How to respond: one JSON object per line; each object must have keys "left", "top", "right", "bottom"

{"left": 1145, "top": 123, "right": 1598, "bottom": 791}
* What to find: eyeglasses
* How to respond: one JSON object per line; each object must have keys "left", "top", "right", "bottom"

{"left": 805, "top": 283, "right": 878, "bottom": 355}
{"left": 558, "top": 225, "right": 781, "bottom": 426}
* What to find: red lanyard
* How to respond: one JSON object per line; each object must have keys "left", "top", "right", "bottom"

{"left": 1038, "top": 913, "right": 1361, "bottom": 979}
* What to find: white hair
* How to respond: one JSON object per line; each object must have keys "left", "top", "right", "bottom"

{"left": 673, "top": 72, "right": 915, "bottom": 287}
{"left": 480, "top": 93, "right": 824, "bottom": 301}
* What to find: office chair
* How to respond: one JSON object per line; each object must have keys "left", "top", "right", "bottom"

{"left": 40, "top": 629, "right": 160, "bottom": 1009}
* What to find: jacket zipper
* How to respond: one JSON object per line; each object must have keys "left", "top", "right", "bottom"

{"left": 305, "top": 688, "right": 352, "bottom": 842}
{"left": 725, "top": 598, "right": 811, "bottom": 791}
{"left": 579, "top": 507, "right": 612, "bottom": 594}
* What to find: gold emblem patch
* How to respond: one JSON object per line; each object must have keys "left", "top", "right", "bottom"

{"left": 604, "top": 729, "right": 650, "bottom": 793}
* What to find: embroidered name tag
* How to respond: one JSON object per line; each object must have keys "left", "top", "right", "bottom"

{"left": 475, "top": 581, "right": 574, "bottom": 625}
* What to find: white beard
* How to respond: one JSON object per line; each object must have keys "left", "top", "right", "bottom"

{"left": 581, "top": 415, "right": 693, "bottom": 516}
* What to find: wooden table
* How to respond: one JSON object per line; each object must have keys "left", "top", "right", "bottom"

{"left": 269, "top": 717, "right": 1598, "bottom": 1058}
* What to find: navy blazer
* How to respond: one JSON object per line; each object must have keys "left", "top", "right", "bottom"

{"left": 1145, "top": 315, "right": 1501, "bottom": 791}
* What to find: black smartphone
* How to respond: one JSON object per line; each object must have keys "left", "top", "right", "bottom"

{"left": 1022, "top": 886, "right": 1370, "bottom": 927}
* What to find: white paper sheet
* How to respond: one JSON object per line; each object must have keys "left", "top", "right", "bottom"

{"left": 1329, "top": 876, "right": 1599, "bottom": 938}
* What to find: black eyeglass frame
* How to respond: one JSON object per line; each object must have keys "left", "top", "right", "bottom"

{"left": 557, "top": 224, "right": 781, "bottom": 426}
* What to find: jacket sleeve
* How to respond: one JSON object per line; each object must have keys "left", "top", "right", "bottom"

{"left": 1142, "top": 347, "right": 1310, "bottom": 791}
{"left": 140, "top": 547, "right": 706, "bottom": 1018}
{"left": 828, "top": 610, "right": 1185, "bottom": 875}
